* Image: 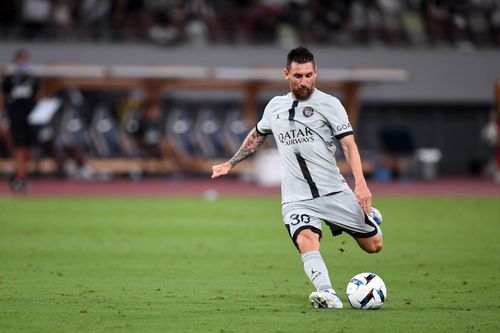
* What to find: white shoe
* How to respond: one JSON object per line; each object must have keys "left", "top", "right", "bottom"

{"left": 309, "top": 289, "right": 343, "bottom": 309}
{"left": 369, "top": 207, "right": 383, "bottom": 225}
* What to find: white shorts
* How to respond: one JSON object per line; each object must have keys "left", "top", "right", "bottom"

{"left": 281, "top": 189, "right": 378, "bottom": 248}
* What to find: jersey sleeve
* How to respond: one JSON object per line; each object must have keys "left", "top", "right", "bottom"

{"left": 256, "top": 99, "right": 274, "bottom": 135}
{"left": 324, "top": 96, "right": 353, "bottom": 139}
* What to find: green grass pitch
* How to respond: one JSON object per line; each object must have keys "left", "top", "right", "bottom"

{"left": 1, "top": 196, "right": 500, "bottom": 332}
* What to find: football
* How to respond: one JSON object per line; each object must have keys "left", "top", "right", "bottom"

{"left": 346, "top": 272, "right": 387, "bottom": 309}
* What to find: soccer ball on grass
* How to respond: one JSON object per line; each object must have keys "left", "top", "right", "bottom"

{"left": 346, "top": 272, "right": 387, "bottom": 309}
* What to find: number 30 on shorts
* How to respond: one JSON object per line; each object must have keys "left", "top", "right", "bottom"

{"left": 290, "top": 214, "right": 311, "bottom": 225}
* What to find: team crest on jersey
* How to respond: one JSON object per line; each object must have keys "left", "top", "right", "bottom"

{"left": 303, "top": 106, "right": 314, "bottom": 118}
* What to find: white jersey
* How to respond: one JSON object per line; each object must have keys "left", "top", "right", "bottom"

{"left": 256, "top": 89, "right": 353, "bottom": 204}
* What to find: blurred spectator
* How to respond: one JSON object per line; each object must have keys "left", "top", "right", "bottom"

{"left": 210, "top": 1, "right": 246, "bottom": 44}
{"left": 424, "top": 0, "right": 454, "bottom": 46}
{"left": 244, "top": 3, "right": 280, "bottom": 44}
{"left": 1, "top": 1, "right": 499, "bottom": 48}
{"left": 276, "top": 1, "right": 301, "bottom": 47}
{"left": 184, "top": 0, "right": 216, "bottom": 46}
{"left": 489, "top": 1, "right": 500, "bottom": 45}
{"left": 1, "top": 49, "right": 40, "bottom": 193}
{"left": 0, "top": 0, "right": 19, "bottom": 38}
{"left": 51, "top": 0, "right": 73, "bottom": 39}
{"left": 185, "top": 12, "right": 209, "bottom": 46}
{"left": 33, "top": 89, "right": 98, "bottom": 180}
{"left": 37, "top": 116, "right": 97, "bottom": 181}
{"left": 378, "top": 0, "right": 407, "bottom": 45}
{"left": 21, "top": 0, "right": 52, "bottom": 39}
{"left": 349, "top": 0, "right": 387, "bottom": 46}
{"left": 467, "top": 1, "right": 491, "bottom": 47}
{"left": 448, "top": 1, "right": 472, "bottom": 48}
{"left": 402, "top": 0, "right": 428, "bottom": 46}
{"left": 78, "top": 0, "right": 112, "bottom": 40}
{"left": 148, "top": 7, "right": 185, "bottom": 45}
{"left": 111, "top": 0, "right": 148, "bottom": 41}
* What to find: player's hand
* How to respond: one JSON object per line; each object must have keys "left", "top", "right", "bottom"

{"left": 211, "top": 162, "right": 232, "bottom": 179}
{"left": 354, "top": 183, "right": 372, "bottom": 214}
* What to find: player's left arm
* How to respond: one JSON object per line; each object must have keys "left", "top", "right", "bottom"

{"left": 339, "top": 134, "right": 372, "bottom": 214}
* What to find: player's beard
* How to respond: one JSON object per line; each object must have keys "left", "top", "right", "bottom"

{"left": 293, "top": 85, "right": 314, "bottom": 100}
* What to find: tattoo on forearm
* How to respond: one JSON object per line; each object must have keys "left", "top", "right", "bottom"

{"left": 229, "top": 129, "right": 266, "bottom": 167}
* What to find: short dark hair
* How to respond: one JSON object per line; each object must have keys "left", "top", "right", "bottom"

{"left": 286, "top": 47, "right": 315, "bottom": 69}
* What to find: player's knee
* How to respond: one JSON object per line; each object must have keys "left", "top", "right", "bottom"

{"left": 366, "top": 238, "right": 383, "bottom": 253}
{"left": 296, "top": 230, "right": 320, "bottom": 253}
{"left": 357, "top": 235, "right": 383, "bottom": 253}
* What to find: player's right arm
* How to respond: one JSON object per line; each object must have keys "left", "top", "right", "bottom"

{"left": 211, "top": 127, "right": 267, "bottom": 178}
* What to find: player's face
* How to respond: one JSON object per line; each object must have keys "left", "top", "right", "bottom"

{"left": 14, "top": 53, "right": 30, "bottom": 74}
{"left": 284, "top": 61, "right": 317, "bottom": 100}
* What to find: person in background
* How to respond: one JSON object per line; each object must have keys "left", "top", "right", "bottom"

{"left": 1, "top": 49, "right": 40, "bottom": 193}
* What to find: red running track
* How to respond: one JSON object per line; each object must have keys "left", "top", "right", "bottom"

{"left": 1, "top": 177, "right": 500, "bottom": 198}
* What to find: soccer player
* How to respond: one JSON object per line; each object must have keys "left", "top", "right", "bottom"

{"left": 1, "top": 49, "right": 40, "bottom": 194}
{"left": 211, "top": 46, "right": 383, "bottom": 309}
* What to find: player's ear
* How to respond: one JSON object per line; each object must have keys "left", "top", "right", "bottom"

{"left": 284, "top": 67, "right": 290, "bottom": 80}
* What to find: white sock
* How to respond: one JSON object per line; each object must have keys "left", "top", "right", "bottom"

{"left": 301, "top": 250, "right": 333, "bottom": 291}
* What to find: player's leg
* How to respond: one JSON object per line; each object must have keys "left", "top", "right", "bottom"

{"left": 295, "top": 228, "right": 320, "bottom": 252}
{"left": 284, "top": 210, "right": 332, "bottom": 292}
{"left": 321, "top": 190, "right": 384, "bottom": 254}
{"left": 355, "top": 233, "right": 383, "bottom": 253}
{"left": 14, "top": 147, "right": 28, "bottom": 180}
{"left": 0, "top": 120, "right": 13, "bottom": 155}
{"left": 296, "top": 229, "right": 343, "bottom": 309}
{"left": 355, "top": 208, "right": 383, "bottom": 253}
{"left": 283, "top": 204, "right": 343, "bottom": 309}
{"left": 9, "top": 121, "right": 33, "bottom": 193}
{"left": 9, "top": 147, "right": 30, "bottom": 193}
{"left": 296, "top": 229, "right": 332, "bottom": 292}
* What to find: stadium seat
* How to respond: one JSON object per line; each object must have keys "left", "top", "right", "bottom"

{"left": 164, "top": 105, "right": 199, "bottom": 157}
{"left": 193, "top": 106, "right": 226, "bottom": 158}
{"left": 89, "top": 104, "right": 123, "bottom": 158}
{"left": 221, "top": 107, "right": 249, "bottom": 155}
{"left": 59, "top": 104, "right": 93, "bottom": 156}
